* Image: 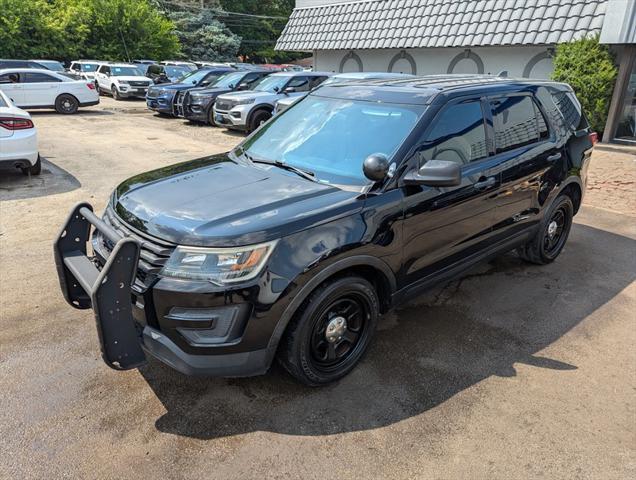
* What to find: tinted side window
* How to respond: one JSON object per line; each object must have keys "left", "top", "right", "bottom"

{"left": 287, "top": 76, "right": 310, "bottom": 92}
{"left": 24, "top": 72, "right": 61, "bottom": 83}
{"left": 417, "top": 100, "right": 488, "bottom": 165}
{"left": 552, "top": 90, "right": 588, "bottom": 131}
{"left": 491, "top": 96, "right": 541, "bottom": 154}
{"left": 71, "top": 64, "right": 80, "bottom": 71}
{"left": 0, "top": 73, "right": 20, "bottom": 83}
{"left": 242, "top": 73, "right": 262, "bottom": 85}
{"left": 310, "top": 76, "right": 328, "bottom": 88}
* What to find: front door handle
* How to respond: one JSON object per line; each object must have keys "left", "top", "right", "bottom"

{"left": 474, "top": 176, "right": 497, "bottom": 191}
{"left": 547, "top": 152, "right": 562, "bottom": 162}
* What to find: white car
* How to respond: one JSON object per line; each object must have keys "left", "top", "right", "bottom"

{"left": 0, "top": 89, "right": 39, "bottom": 175}
{"left": 68, "top": 60, "right": 101, "bottom": 81}
{"left": 0, "top": 68, "right": 99, "bottom": 114}
{"left": 95, "top": 63, "right": 153, "bottom": 100}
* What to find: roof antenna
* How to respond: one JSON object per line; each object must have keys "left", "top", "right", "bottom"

{"left": 497, "top": 70, "right": 508, "bottom": 78}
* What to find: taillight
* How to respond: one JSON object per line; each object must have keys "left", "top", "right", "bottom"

{"left": 589, "top": 132, "right": 599, "bottom": 145}
{"left": 0, "top": 117, "right": 34, "bottom": 130}
{"left": 87, "top": 82, "right": 96, "bottom": 90}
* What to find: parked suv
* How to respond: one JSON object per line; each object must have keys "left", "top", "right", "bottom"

{"left": 213, "top": 71, "right": 330, "bottom": 132}
{"left": 145, "top": 64, "right": 191, "bottom": 84}
{"left": 55, "top": 76, "right": 594, "bottom": 385}
{"left": 146, "top": 67, "right": 234, "bottom": 116}
{"left": 175, "top": 69, "right": 272, "bottom": 123}
{"left": 95, "top": 63, "right": 152, "bottom": 100}
{"left": 68, "top": 60, "right": 101, "bottom": 81}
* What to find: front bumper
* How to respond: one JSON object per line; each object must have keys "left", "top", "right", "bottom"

{"left": 212, "top": 104, "right": 250, "bottom": 130}
{"left": 146, "top": 92, "right": 176, "bottom": 114}
{"left": 54, "top": 202, "right": 276, "bottom": 376}
{"left": 118, "top": 85, "right": 149, "bottom": 98}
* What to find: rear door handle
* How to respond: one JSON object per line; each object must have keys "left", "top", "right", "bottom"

{"left": 474, "top": 176, "right": 497, "bottom": 191}
{"left": 547, "top": 153, "right": 562, "bottom": 162}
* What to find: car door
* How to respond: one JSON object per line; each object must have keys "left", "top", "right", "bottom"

{"left": 0, "top": 72, "right": 25, "bottom": 106}
{"left": 21, "top": 71, "right": 61, "bottom": 107}
{"left": 487, "top": 93, "right": 562, "bottom": 241}
{"left": 95, "top": 65, "right": 109, "bottom": 90}
{"left": 399, "top": 96, "right": 501, "bottom": 290}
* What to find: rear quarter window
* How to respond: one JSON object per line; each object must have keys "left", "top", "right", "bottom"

{"left": 552, "top": 90, "right": 589, "bottom": 131}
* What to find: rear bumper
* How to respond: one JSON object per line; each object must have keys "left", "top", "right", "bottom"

{"left": 0, "top": 129, "right": 38, "bottom": 165}
{"left": 79, "top": 100, "right": 100, "bottom": 107}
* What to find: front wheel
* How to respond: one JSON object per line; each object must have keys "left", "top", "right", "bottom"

{"left": 277, "top": 276, "right": 379, "bottom": 386}
{"left": 111, "top": 86, "right": 121, "bottom": 100}
{"left": 248, "top": 109, "right": 271, "bottom": 133}
{"left": 55, "top": 94, "right": 79, "bottom": 114}
{"left": 518, "top": 195, "right": 574, "bottom": 264}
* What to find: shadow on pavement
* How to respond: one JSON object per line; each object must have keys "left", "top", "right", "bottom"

{"left": 28, "top": 109, "right": 114, "bottom": 117}
{"left": 0, "top": 157, "right": 81, "bottom": 201}
{"left": 140, "top": 222, "right": 635, "bottom": 439}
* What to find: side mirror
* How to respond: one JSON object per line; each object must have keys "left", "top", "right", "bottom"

{"left": 283, "top": 86, "right": 296, "bottom": 94}
{"left": 403, "top": 160, "right": 461, "bottom": 187}
{"left": 237, "top": 83, "right": 249, "bottom": 91}
{"left": 363, "top": 153, "right": 390, "bottom": 182}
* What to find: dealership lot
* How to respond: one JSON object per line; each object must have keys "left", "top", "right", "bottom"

{"left": 1, "top": 98, "right": 635, "bottom": 479}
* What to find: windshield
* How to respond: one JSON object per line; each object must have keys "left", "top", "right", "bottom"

{"left": 80, "top": 63, "right": 98, "bottom": 72}
{"left": 165, "top": 66, "right": 189, "bottom": 78}
{"left": 111, "top": 66, "right": 144, "bottom": 76}
{"left": 211, "top": 72, "right": 245, "bottom": 89}
{"left": 178, "top": 69, "right": 211, "bottom": 85}
{"left": 37, "top": 60, "right": 65, "bottom": 72}
{"left": 241, "top": 95, "right": 425, "bottom": 186}
{"left": 254, "top": 75, "right": 290, "bottom": 93}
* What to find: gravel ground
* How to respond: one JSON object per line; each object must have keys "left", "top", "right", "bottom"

{"left": 1, "top": 97, "right": 635, "bottom": 479}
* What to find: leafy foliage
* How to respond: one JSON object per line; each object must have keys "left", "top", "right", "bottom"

{"left": 218, "top": 0, "right": 305, "bottom": 63}
{"left": 551, "top": 35, "right": 618, "bottom": 134}
{"left": 156, "top": 1, "right": 240, "bottom": 61}
{"left": 0, "top": 0, "right": 180, "bottom": 62}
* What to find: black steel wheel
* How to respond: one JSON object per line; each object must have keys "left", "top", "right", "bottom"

{"left": 518, "top": 194, "right": 574, "bottom": 264}
{"left": 248, "top": 109, "right": 271, "bottom": 133}
{"left": 54, "top": 94, "right": 79, "bottom": 114}
{"left": 278, "top": 275, "right": 379, "bottom": 386}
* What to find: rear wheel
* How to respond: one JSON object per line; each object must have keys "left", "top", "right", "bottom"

{"left": 248, "top": 109, "right": 271, "bottom": 133}
{"left": 55, "top": 94, "right": 79, "bottom": 114}
{"left": 21, "top": 155, "right": 41, "bottom": 176}
{"left": 277, "top": 276, "right": 379, "bottom": 386}
{"left": 518, "top": 195, "right": 574, "bottom": 264}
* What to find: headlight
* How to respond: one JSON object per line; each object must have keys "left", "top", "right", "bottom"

{"left": 118, "top": 80, "right": 129, "bottom": 85}
{"left": 160, "top": 240, "right": 277, "bottom": 284}
{"left": 189, "top": 93, "right": 208, "bottom": 103}
{"left": 233, "top": 98, "right": 255, "bottom": 106}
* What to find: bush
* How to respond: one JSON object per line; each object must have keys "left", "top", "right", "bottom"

{"left": 551, "top": 35, "right": 618, "bottom": 135}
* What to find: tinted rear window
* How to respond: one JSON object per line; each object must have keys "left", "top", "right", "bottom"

{"left": 552, "top": 91, "right": 588, "bottom": 131}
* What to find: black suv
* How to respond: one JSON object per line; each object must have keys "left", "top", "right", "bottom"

{"left": 55, "top": 76, "right": 594, "bottom": 386}
{"left": 175, "top": 69, "right": 273, "bottom": 124}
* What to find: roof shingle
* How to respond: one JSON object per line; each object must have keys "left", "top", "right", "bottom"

{"left": 276, "top": 0, "right": 608, "bottom": 51}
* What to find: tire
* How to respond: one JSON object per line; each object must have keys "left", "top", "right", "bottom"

{"left": 249, "top": 109, "right": 271, "bottom": 133}
{"left": 518, "top": 195, "right": 574, "bottom": 265}
{"left": 207, "top": 107, "right": 217, "bottom": 126}
{"left": 55, "top": 94, "right": 79, "bottom": 114}
{"left": 277, "top": 275, "right": 379, "bottom": 386}
{"left": 111, "top": 86, "right": 121, "bottom": 100}
{"left": 21, "top": 155, "right": 41, "bottom": 176}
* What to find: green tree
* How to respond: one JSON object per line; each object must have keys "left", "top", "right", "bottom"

{"left": 218, "top": 0, "right": 304, "bottom": 63}
{"left": 551, "top": 35, "right": 618, "bottom": 134}
{"left": 0, "top": 0, "right": 180, "bottom": 62}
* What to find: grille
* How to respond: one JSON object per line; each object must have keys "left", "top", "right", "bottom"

{"left": 215, "top": 100, "right": 232, "bottom": 111}
{"left": 129, "top": 80, "right": 150, "bottom": 87}
{"left": 97, "top": 207, "right": 175, "bottom": 290}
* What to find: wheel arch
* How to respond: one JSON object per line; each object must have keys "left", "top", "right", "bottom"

{"left": 265, "top": 255, "right": 397, "bottom": 367}
{"left": 559, "top": 179, "right": 583, "bottom": 214}
{"left": 247, "top": 104, "right": 274, "bottom": 128}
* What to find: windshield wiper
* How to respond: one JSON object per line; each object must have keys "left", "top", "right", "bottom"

{"left": 241, "top": 150, "right": 317, "bottom": 183}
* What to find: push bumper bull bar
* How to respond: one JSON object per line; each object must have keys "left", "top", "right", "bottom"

{"left": 54, "top": 202, "right": 146, "bottom": 370}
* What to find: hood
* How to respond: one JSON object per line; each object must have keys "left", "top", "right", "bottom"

{"left": 157, "top": 82, "right": 196, "bottom": 91}
{"left": 188, "top": 86, "right": 231, "bottom": 98}
{"left": 114, "top": 154, "right": 364, "bottom": 247}
{"left": 218, "top": 90, "right": 277, "bottom": 103}
{"left": 115, "top": 76, "right": 152, "bottom": 83}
